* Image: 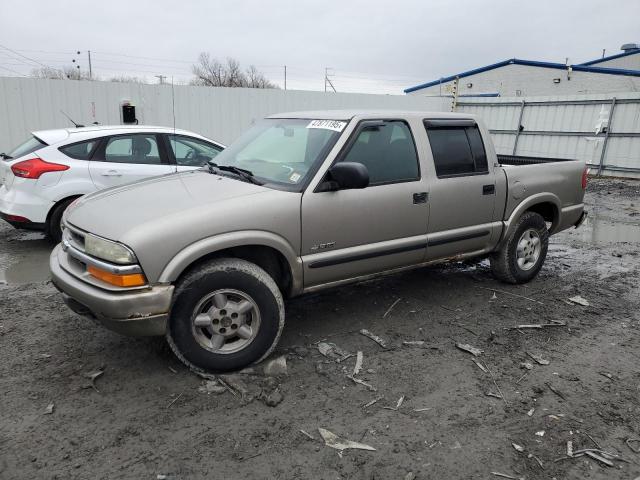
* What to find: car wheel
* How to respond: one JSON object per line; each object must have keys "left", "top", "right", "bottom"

{"left": 46, "top": 198, "right": 77, "bottom": 243}
{"left": 166, "top": 258, "right": 285, "bottom": 373}
{"left": 490, "top": 211, "right": 549, "bottom": 284}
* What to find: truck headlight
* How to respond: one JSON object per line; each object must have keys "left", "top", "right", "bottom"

{"left": 84, "top": 234, "right": 137, "bottom": 265}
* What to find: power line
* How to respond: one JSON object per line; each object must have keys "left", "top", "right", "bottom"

{"left": 0, "top": 43, "right": 58, "bottom": 70}
{"left": 0, "top": 65, "right": 26, "bottom": 76}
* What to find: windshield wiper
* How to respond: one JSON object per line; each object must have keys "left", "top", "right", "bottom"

{"left": 208, "top": 162, "right": 263, "bottom": 185}
{"left": 0, "top": 153, "right": 12, "bottom": 160}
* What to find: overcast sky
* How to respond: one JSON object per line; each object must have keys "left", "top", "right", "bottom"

{"left": 0, "top": 0, "right": 638, "bottom": 94}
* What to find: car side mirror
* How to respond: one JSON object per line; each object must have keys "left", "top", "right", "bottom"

{"left": 318, "top": 162, "right": 369, "bottom": 192}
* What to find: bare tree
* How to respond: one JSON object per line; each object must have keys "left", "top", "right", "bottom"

{"left": 108, "top": 75, "right": 147, "bottom": 84}
{"left": 191, "top": 53, "right": 278, "bottom": 89}
{"left": 31, "top": 66, "right": 91, "bottom": 80}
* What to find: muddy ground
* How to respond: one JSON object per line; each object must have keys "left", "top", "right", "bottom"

{"left": 1, "top": 177, "right": 639, "bottom": 480}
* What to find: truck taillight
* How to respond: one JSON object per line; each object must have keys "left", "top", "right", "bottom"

{"left": 11, "top": 156, "right": 69, "bottom": 179}
{"left": 581, "top": 167, "right": 589, "bottom": 190}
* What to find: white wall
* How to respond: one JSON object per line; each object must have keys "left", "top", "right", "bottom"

{"left": 0, "top": 77, "right": 448, "bottom": 152}
{"left": 407, "top": 63, "right": 640, "bottom": 97}
{"left": 590, "top": 52, "right": 640, "bottom": 70}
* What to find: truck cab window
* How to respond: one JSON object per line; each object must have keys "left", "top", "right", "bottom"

{"left": 340, "top": 120, "right": 419, "bottom": 185}
{"left": 425, "top": 124, "right": 488, "bottom": 177}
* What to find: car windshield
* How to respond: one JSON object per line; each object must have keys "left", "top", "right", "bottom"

{"left": 6, "top": 136, "right": 47, "bottom": 159}
{"left": 208, "top": 118, "right": 346, "bottom": 188}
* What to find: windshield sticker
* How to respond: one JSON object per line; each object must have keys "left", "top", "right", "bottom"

{"left": 306, "top": 120, "right": 347, "bottom": 132}
{"left": 289, "top": 172, "right": 302, "bottom": 183}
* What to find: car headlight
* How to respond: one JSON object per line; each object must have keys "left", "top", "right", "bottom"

{"left": 84, "top": 234, "right": 137, "bottom": 264}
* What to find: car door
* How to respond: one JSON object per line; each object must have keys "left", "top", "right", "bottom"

{"left": 164, "top": 134, "right": 224, "bottom": 173}
{"left": 422, "top": 119, "right": 500, "bottom": 260}
{"left": 301, "top": 119, "right": 429, "bottom": 288}
{"left": 89, "top": 133, "right": 175, "bottom": 189}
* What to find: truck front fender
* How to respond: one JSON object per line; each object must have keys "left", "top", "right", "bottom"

{"left": 157, "top": 230, "right": 304, "bottom": 295}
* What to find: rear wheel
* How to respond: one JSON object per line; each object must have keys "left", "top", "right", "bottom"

{"left": 46, "top": 198, "right": 77, "bottom": 243}
{"left": 490, "top": 211, "right": 549, "bottom": 284}
{"left": 166, "top": 258, "right": 285, "bottom": 373}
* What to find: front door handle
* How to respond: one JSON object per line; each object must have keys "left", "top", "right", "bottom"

{"left": 482, "top": 184, "right": 495, "bottom": 195}
{"left": 413, "top": 192, "right": 428, "bottom": 204}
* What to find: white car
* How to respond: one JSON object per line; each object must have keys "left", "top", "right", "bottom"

{"left": 0, "top": 125, "right": 224, "bottom": 241}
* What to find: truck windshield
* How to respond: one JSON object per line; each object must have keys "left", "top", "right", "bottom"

{"left": 208, "top": 119, "right": 346, "bottom": 189}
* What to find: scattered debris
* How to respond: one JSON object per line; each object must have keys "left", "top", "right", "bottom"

{"left": 404, "top": 473, "right": 415, "bottom": 480}
{"left": 359, "top": 329, "right": 389, "bottom": 348}
{"left": 527, "top": 408, "right": 535, "bottom": 417}
{"left": 515, "top": 372, "right": 528, "bottom": 385}
{"left": 528, "top": 453, "right": 544, "bottom": 468}
{"left": 198, "top": 380, "right": 227, "bottom": 395}
{"left": 476, "top": 286, "right": 544, "bottom": 305}
{"left": 157, "top": 475, "right": 167, "bottom": 480}
{"left": 352, "top": 351, "right": 363, "bottom": 376}
{"left": 535, "top": 431, "right": 545, "bottom": 437}
{"left": 507, "top": 322, "right": 566, "bottom": 330}
{"left": 545, "top": 382, "right": 567, "bottom": 400}
{"left": 44, "top": 403, "right": 54, "bottom": 414}
{"left": 527, "top": 352, "right": 550, "bottom": 365}
{"left": 455, "top": 343, "right": 483, "bottom": 356}
{"left": 362, "top": 396, "right": 383, "bottom": 408}
{"left": 598, "top": 372, "right": 614, "bottom": 381}
{"left": 567, "top": 441, "right": 573, "bottom": 457}
{"left": 262, "top": 389, "right": 284, "bottom": 407}
{"left": 168, "top": 366, "right": 177, "bottom": 374}
{"left": 568, "top": 295, "right": 590, "bottom": 306}
{"left": 472, "top": 359, "right": 488, "bottom": 373}
{"left": 317, "top": 342, "right": 351, "bottom": 361}
{"left": 318, "top": 428, "right": 376, "bottom": 455}
{"left": 382, "top": 298, "right": 401, "bottom": 318}
{"left": 484, "top": 361, "right": 508, "bottom": 406}
{"left": 166, "top": 392, "right": 183, "bottom": 408}
{"left": 486, "top": 392, "right": 502, "bottom": 399}
{"left": 347, "top": 375, "right": 377, "bottom": 392}
{"left": 490, "top": 292, "right": 498, "bottom": 300}
{"left": 37, "top": 353, "right": 52, "bottom": 359}
{"left": 82, "top": 367, "right": 104, "bottom": 392}
{"left": 584, "top": 450, "right": 614, "bottom": 467}
{"left": 263, "top": 355, "right": 287, "bottom": 376}
{"left": 625, "top": 438, "right": 640, "bottom": 453}
{"left": 520, "top": 362, "right": 533, "bottom": 370}
{"left": 414, "top": 407, "right": 432, "bottom": 412}
{"left": 512, "top": 442, "right": 525, "bottom": 452}
{"left": 402, "top": 340, "right": 425, "bottom": 346}
{"left": 491, "top": 472, "right": 523, "bottom": 480}
{"left": 383, "top": 396, "right": 405, "bottom": 411}
{"left": 299, "top": 429, "right": 315, "bottom": 440}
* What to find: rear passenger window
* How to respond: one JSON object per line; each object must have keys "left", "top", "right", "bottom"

{"left": 340, "top": 120, "right": 419, "bottom": 185}
{"left": 59, "top": 140, "right": 98, "bottom": 160}
{"left": 103, "top": 134, "right": 162, "bottom": 165}
{"left": 425, "top": 124, "right": 488, "bottom": 177}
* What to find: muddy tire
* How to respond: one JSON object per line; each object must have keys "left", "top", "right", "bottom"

{"left": 166, "top": 258, "right": 285, "bottom": 374}
{"left": 46, "top": 198, "right": 76, "bottom": 244}
{"left": 490, "top": 212, "right": 549, "bottom": 284}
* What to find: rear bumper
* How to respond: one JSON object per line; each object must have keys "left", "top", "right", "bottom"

{"left": 50, "top": 244, "right": 173, "bottom": 336}
{"left": 0, "top": 183, "right": 52, "bottom": 225}
{"left": 0, "top": 211, "right": 45, "bottom": 230}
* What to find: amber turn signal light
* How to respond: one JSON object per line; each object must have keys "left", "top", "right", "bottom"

{"left": 87, "top": 265, "right": 146, "bottom": 287}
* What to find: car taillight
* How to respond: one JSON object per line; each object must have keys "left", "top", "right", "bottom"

{"left": 581, "top": 167, "right": 589, "bottom": 190}
{"left": 11, "top": 156, "right": 69, "bottom": 179}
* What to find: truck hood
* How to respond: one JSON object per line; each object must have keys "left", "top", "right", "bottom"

{"left": 67, "top": 170, "right": 269, "bottom": 240}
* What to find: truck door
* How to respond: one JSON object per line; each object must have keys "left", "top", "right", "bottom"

{"left": 301, "top": 119, "right": 429, "bottom": 288}
{"left": 422, "top": 119, "right": 499, "bottom": 260}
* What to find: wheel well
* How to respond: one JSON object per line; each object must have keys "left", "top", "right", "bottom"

{"left": 176, "top": 245, "right": 293, "bottom": 297}
{"left": 526, "top": 202, "right": 558, "bottom": 227}
{"left": 45, "top": 195, "right": 82, "bottom": 229}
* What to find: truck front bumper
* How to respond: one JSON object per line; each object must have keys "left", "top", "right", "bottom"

{"left": 50, "top": 244, "right": 174, "bottom": 336}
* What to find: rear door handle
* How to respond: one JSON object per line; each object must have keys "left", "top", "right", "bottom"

{"left": 482, "top": 184, "right": 495, "bottom": 195}
{"left": 101, "top": 170, "right": 122, "bottom": 177}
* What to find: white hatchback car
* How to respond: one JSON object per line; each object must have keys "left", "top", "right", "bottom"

{"left": 0, "top": 125, "right": 224, "bottom": 242}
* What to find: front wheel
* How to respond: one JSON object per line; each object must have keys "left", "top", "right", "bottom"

{"left": 167, "top": 258, "right": 285, "bottom": 373}
{"left": 490, "top": 211, "right": 549, "bottom": 284}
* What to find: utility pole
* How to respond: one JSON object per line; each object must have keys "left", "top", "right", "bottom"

{"left": 284, "top": 65, "right": 287, "bottom": 90}
{"left": 324, "top": 67, "right": 336, "bottom": 93}
{"left": 87, "top": 50, "right": 92, "bottom": 79}
{"left": 155, "top": 75, "right": 167, "bottom": 85}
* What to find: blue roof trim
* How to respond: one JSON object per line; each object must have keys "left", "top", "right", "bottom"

{"left": 579, "top": 49, "right": 640, "bottom": 66}
{"left": 458, "top": 93, "right": 500, "bottom": 97}
{"left": 404, "top": 58, "right": 640, "bottom": 93}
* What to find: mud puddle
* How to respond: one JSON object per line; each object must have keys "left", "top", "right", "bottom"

{"left": 0, "top": 231, "right": 51, "bottom": 285}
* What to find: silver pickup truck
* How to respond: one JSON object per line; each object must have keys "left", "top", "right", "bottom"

{"left": 50, "top": 110, "right": 587, "bottom": 372}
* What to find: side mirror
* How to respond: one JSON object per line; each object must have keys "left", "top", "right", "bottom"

{"left": 319, "top": 162, "right": 369, "bottom": 191}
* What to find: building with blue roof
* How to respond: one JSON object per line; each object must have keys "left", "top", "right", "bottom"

{"left": 405, "top": 44, "right": 640, "bottom": 97}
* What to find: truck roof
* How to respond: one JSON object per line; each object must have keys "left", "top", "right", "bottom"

{"left": 268, "top": 110, "right": 477, "bottom": 120}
